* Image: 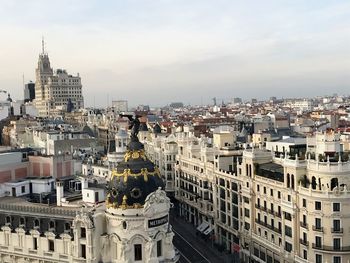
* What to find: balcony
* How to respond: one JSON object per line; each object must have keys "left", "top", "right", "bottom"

{"left": 312, "top": 244, "right": 350, "bottom": 251}
{"left": 255, "top": 219, "right": 282, "bottom": 234}
{"left": 312, "top": 226, "right": 323, "bottom": 232}
{"left": 300, "top": 221, "right": 308, "bottom": 230}
{"left": 331, "top": 228, "right": 343, "bottom": 233}
{"left": 299, "top": 239, "right": 309, "bottom": 246}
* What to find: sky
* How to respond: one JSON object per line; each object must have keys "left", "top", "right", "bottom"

{"left": 0, "top": 0, "right": 350, "bottom": 107}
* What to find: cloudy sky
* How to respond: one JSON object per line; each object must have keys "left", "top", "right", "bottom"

{"left": 0, "top": 0, "right": 350, "bottom": 107}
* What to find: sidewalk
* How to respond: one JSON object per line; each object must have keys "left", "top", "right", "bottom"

{"left": 170, "top": 215, "right": 234, "bottom": 263}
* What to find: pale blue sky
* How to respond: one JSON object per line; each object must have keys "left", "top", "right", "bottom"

{"left": 0, "top": 0, "right": 349, "bottom": 106}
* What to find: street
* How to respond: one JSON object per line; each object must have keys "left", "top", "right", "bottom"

{"left": 170, "top": 215, "right": 238, "bottom": 263}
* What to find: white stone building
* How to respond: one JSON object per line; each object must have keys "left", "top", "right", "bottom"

{"left": 34, "top": 47, "right": 84, "bottom": 117}
{"left": 0, "top": 131, "right": 179, "bottom": 263}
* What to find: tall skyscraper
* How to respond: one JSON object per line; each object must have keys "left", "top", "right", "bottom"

{"left": 23, "top": 81, "right": 35, "bottom": 102}
{"left": 34, "top": 41, "right": 84, "bottom": 117}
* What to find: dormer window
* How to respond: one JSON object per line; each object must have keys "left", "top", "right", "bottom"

{"left": 49, "top": 221, "right": 55, "bottom": 230}
{"left": 34, "top": 219, "right": 40, "bottom": 228}
{"left": 5, "top": 216, "right": 11, "bottom": 225}
{"left": 64, "top": 223, "right": 71, "bottom": 232}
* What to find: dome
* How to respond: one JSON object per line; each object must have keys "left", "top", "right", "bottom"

{"left": 153, "top": 123, "right": 161, "bottom": 134}
{"left": 106, "top": 118, "right": 164, "bottom": 209}
{"left": 82, "top": 125, "right": 95, "bottom": 137}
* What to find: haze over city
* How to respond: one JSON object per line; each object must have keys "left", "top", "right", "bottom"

{"left": 1, "top": 0, "right": 350, "bottom": 106}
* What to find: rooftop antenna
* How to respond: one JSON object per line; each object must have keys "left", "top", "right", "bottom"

{"left": 42, "top": 36, "right": 45, "bottom": 54}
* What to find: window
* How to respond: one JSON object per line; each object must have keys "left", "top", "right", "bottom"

{"left": 270, "top": 189, "right": 273, "bottom": 196}
{"left": 287, "top": 195, "right": 291, "bottom": 202}
{"left": 302, "top": 198, "right": 306, "bottom": 208}
{"left": 285, "top": 242, "right": 292, "bottom": 252}
{"left": 333, "top": 256, "right": 341, "bottom": 263}
{"left": 48, "top": 240, "right": 55, "bottom": 251}
{"left": 333, "top": 219, "right": 341, "bottom": 231}
{"left": 334, "top": 238, "right": 341, "bottom": 250}
{"left": 134, "top": 244, "right": 142, "bottom": 261}
{"left": 316, "top": 254, "right": 322, "bottom": 263}
{"left": 49, "top": 221, "right": 55, "bottom": 229}
{"left": 34, "top": 219, "right": 40, "bottom": 227}
{"left": 21, "top": 186, "right": 25, "bottom": 193}
{"left": 157, "top": 240, "right": 162, "bottom": 257}
{"left": 285, "top": 226, "right": 292, "bottom": 237}
{"left": 285, "top": 212, "right": 292, "bottom": 221}
{"left": 33, "top": 237, "right": 38, "bottom": 250}
{"left": 81, "top": 244, "right": 86, "bottom": 259}
{"left": 244, "top": 208, "right": 250, "bottom": 218}
{"left": 303, "top": 232, "right": 307, "bottom": 243}
{"left": 315, "top": 201, "right": 322, "bottom": 210}
{"left": 263, "top": 187, "right": 266, "bottom": 194}
{"left": 303, "top": 215, "right": 307, "bottom": 225}
{"left": 315, "top": 218, "right": 321, "bottom": 229}
{"left": 315, "top": 236, "right": 322, "bottom": 248}
{"left": 333, "top": 203, "right": 340, "bottom": 212}
{"left": 65, "top": 223, "right": 71, "bottom": 231}
{"left": 303, "top": 250, "right": 307, "bottom": 260}
{"left": 278, "top": 191, "right": 281, "bottom": 199}
{"left": 81, "top": 227, "right": 86, "bottom": 238}
{"left": 257, "top": 185, "right": 260, "bottom": 192}
{"left": 20, "top": 217, "right": 25, "bottom": 226}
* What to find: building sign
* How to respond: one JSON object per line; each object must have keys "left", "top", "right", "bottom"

{"left": 148, "top": 215, "right": 168, "bottom": 228}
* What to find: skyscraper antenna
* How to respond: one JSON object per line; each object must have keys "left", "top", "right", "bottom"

{"left": 42, "top": 36, "right": 45, "bottom": 54}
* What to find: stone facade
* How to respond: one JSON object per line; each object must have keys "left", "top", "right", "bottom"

{"left": 34, "top": 50, "right": 83, "bottom": 117}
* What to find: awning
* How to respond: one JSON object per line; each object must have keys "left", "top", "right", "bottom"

{"left": 203, "top": 225, "right": 213, "bottom": 235}
{"left": 196, "top": 221, "right": 210, "bottom": 233}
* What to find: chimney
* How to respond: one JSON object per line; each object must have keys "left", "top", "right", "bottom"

{"left": 56, "top": 181, "right": 64, "bottom": 206}
{"left": 81, "top": 177, "right": 88, "bottom": 190}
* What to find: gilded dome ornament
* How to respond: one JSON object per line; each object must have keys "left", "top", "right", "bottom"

{"left": 106, "top": 114, "right": 164, "bottom": 210}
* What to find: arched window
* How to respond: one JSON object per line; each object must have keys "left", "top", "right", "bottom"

{"left": 65, "top": 222, "right": 71, "bottom": 231}
{"left": 331, "top": 178, "right": 339, "bottom": 190}
{"left": 34, "top": 219, "right": 40, "bottom": 228}
{"left": 49, "top": 220, "right": 55, "bottom": 229}
{"left": 291, "top": 174, "right": 295, "bottom": 189}
{"left": 311, "top": 177, "right": 317, "bottom": 190}
{"left": 287, "top": 174, "right": 290, "bottom": 188}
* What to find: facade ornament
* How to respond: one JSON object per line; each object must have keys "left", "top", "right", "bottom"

{"left": 120, "top": 239, "right": 131, "bottom": 262}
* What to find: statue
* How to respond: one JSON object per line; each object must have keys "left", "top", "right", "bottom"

{"left": 120, "top": 114, "right": 141, "bottom": 141}
{"left": 120, "top": 239, "right": 131, "bottom": 262}
{"left": 146, "top": 239, "right": 156, "bottom": 260}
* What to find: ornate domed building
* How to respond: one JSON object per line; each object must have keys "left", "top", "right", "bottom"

{"left": 103, "top": 115, "right": 179, "bottom": 263}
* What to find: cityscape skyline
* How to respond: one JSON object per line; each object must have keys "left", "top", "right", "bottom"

{"left": 1, "top": 0, "right": 350, "bottom": 107}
